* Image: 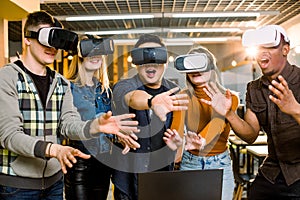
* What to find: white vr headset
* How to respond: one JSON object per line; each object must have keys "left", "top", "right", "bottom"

{"left": 174, "top": 53, "right": 211, "bottom": 73}
{"left": 25, "top": 27, "right": 78, "bottom": 51}
{"left": 242, "top": 25, "right": 290, "bottom": 48}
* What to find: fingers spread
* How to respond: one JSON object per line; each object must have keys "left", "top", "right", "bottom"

{"left": 278, "top": 75, "right": 288, "bottom": 88}
{"left": 172, "top": 93, "right": 188, "bottom": 100}
{"left": 203, "top": 87, "right": 212, "bottom": 99}
{"left": 101, "top": 111, "right": 112, "bottom": 120}
{"left": 122, "top": 145, "right": 130, "bottom": 155}
{"left": 118, "top": 120, "right": 139, "bottom": 126}
{"left": 167, "top": 87, "right": 180, "bottom": 95}
{"left": 118, "top": 113, "right": 136, "bottom": 120}
{"left": 172, "top": 105, "right": 188, "bottom": 111}
{"left": 117, "top": 133, "right": 141, "bottom": 149}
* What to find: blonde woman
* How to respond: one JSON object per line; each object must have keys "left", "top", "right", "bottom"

{"left": 64, "top": 35, "right": 118, "bottom": 200}
{"left": 168, "top": 46, "right": 239, "bottom": 200}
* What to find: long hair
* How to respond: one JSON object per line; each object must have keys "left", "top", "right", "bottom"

{"left": 65, "top": 35, "right": 111, "bottom": 96}
{"left": 185, "top": 46, "right": 226, "bottom": 95}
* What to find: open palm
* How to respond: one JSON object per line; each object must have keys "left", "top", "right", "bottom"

{"left": 201, "top": 83, "right": 232, "bottom": 117}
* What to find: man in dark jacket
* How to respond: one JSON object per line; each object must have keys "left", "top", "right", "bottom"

{"left": 201, "top": 25, "right": 300, "bottom": 199}
{"left": 111, "top": 34, "right": 188, "bottom": 200}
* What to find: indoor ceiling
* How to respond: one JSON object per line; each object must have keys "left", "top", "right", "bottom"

{"left": 8, "top": 0, "right": 300, "bottom": 45}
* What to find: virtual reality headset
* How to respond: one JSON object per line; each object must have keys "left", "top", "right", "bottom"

{"left": 131, "top": 47, "right": 167, "bottom": 65}
{"left": 25, "top": 27, "right": 78, "bottom": 51}
{"left": 242, "top": 25, "right": 290, "bottom": 48}
{"left": 174, "top": 53, "right": 211, "bottom": 73}
{"left": 78, "top": 37, "right": 114, "bottom": 57}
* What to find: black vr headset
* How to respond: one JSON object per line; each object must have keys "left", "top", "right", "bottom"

{"left": 78, "top": 36, "right": 114, "bottom": 57}
{"left": 25, "top": 27, "right": 78, "bottom": 52}
{"left": 175, "top": 53, "right": 211, "bottom": 73}
{"left": 131, "top": 47, "right": 167, "bottom": 65}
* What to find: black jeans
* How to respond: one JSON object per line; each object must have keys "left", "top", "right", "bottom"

{"left": 64, "top": 156, "right": 112, "bottom": 200}
{"left": 249, "top": 172, "right": 300, "bottom": 200}
{"left": 114, "top": 187, "right": 131, "bottom": 200}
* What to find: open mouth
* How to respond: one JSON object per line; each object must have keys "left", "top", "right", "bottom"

{"left": 259, "top": 58, "right": 270, "bottom": 68}
{"left": 193, "top": 73, "right": 202, "bottom": 77}
{"left": 89, "top": 59, "right": 100, "bottom": 63}
{"left": 260, "top": 58, "right": 269, "bottom": 64}
{"left": 189, "top": 72, "right": 202, "bottom": 77}
{"left": 146, "top": 69, "right": 156, "bottom": 77}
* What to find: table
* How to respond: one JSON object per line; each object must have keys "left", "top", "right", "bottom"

{"left": 229, "top": 134, "right": 267, "bottom": 168}
{"left": 229, "top": 134, "right": 267, "bottom": 146}
{"left": 246, "top": 145, "right": 268, "bottom": 175}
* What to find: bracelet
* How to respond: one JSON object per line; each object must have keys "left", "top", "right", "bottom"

{"left": 147, "top": 95, "right": 155, "bottom": 109}
{"left": 47, "top": 143, "right": 53, "bottom": 158}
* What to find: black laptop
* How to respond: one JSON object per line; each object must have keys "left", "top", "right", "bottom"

{"left": 138, "top": 169, "right": 223, "bottom": 200}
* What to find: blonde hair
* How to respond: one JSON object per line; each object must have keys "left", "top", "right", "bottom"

{"left": 185, "top": 46, "right": 226, "bottom": 95}
{"left": 65, "top": 35, "right": 111, "bottom": 96}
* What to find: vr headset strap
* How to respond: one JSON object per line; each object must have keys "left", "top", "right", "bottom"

{"left": 24, "top": 31, "right": 39, "bottom": 39}
{"left": 85, "top": 34, "right": 94, "bottom": 39}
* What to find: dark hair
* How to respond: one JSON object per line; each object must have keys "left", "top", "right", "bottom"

{"left": 134, "top": 34, "right": 165, "bottom": 48}
{"left": 280, "top": 34, "right": 290, "bottom": 46}
{"left": 24, "top": 10, "right": 57, "bottom": 34}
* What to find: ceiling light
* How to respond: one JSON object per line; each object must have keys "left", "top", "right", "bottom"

{"left": 112, "top": 37, "right": 241, "bottom": 46}
{"left": 231, "top": 60, "right": 237, "bottom": 67}
{"left": 168, "top": 56, "right": 175, "bottom": 62}
{"left": 83, "top": 27, "right": 242, "bottom": 35}
{"left": 85, "top": 28, "right": 158, "bottom": 35}
{"left": 170, "top": 10, "right": 279, "bottom": 19}
{"left": 163, "top": 37, "right": 241, "bottom": 45}
{"left": 294, "top": 46, "right": 300, "bottom": 54}
{"left": 65, "top": 14, "right": 155, "bottom": 21}
{"left": 170, "top": 28, "right": 241, "bottom": 33}
{"left": 171, "top": 12, "right": 261, "bottom": 18}
{"left": 127, "top": 55, "right": 133, "bottom": 63}
{"left": 245, "top": 47, "right": 257, "bottom": 58}
{"left": 56, "top": 11, "right": 279, "bottom": 22}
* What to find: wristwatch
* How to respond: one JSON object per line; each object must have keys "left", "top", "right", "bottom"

{"left": 147, "top": 96, "right": 155, "bottom": 109}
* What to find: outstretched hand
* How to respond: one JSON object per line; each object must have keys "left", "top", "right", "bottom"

{"left": 116, "top": 130, "right": 141, "bottom": 155}
{"left": 152, "top": 87, "right": 189, "bottom": 121}
{"left": 91, "top": 111, "right": 140, "bottom": 150}
{"left": 163, "top": 129, "right": 183, "bottom": 151}
{"left": 184, "top": 131, "right": 206, "bottom": 151}
{"left": 49, "top": 144, "right": 91, "bottom": 174}
{"left": 99, "top": 111, "right": 140, "bottom": 149}
{"left": 201, "top": 83, "right": 232, "bottom": 117}
{"left": 268, "top": 75, "right": 299, "bottom": 115}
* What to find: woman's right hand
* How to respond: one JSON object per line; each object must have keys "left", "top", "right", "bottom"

{"left": 201, "top": 83, "right": 232, "bottom": 117}
{"left": 184, "top": 131, "right": 206, "bottom": 151}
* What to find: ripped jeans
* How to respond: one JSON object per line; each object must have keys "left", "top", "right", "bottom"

{"left": 180, "top": 150, "right": 235, "bottom": 200}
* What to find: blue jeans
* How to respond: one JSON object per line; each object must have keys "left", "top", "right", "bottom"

{"left": 180, "top": 150, "right": 234, "bottom": 200}
{"left": 0, "top": 179, "right": 63, "bottom": 200}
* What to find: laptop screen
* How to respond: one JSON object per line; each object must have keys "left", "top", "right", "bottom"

{"left": 138, "top": 169, "right": 223, "bottom": 200}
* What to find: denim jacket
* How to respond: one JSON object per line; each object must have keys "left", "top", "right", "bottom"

{"left": 69, "top": 79, "right": 112, "bottom": 155}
